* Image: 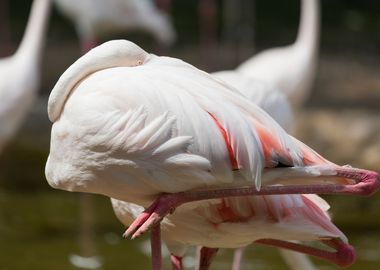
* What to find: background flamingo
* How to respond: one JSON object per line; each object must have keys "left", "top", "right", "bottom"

{"left": 0, "top": 0, "right": 50, "bottom": 153}
{"left": 53, "top": 0, "right": 176, "bottom": 53}
{"left": 237, "top": 0, "right": 319, "bottom": 107}
{"left": 45, "top": 39, "right": 379, "bottom": 270}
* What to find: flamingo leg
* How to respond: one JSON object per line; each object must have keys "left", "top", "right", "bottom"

{"left": 255, "top": 238, "right": 355, "bottom": 268}
{"left": 150, "top": 225, "right": 163, "bottom": 270}
{"left": 232, "top": 248, "right": 245, "bottom": 270}
{"left": 199, "top": 247, "right": 219, "bottom": 270}
{"left": 124, "top": 166, "right": 379, "bottom": 240}
{"left": 171, "top": 254, "right": 182, "bottom": 270}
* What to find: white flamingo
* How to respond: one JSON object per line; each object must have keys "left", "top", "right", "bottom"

{"left": 0, "top": 0, "right": 50, "bottom": 153}
{"left": 237, "top": 0, "right": 319, "bottom": 106}
{"left": 53, "top": 0, "right": 176, "bottom": 52}
{"left": 45, "top": 40, "right": 379, "bottom": 270}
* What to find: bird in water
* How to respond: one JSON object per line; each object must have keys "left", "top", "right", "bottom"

{"left": 45, "top": 40, "right": 380, "bottom": 270}
{"left": 0, "top": 0, "right": 50, "bottom": 153}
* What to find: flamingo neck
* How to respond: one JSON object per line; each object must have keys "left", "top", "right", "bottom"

{"left": 294, "top": 0, "right": 319, "bottom": 53}
{"left": 15, "top": 0, "right": 51, "bottom": 64}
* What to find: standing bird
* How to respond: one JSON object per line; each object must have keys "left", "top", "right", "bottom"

{"left": 0, "top": 0, "right": 50, "bottom": 153}
{"left": 237, "top": 0, "right": 319, "bottom": 106}
{"left": 45, "top": 40, "right": 379, "bottom": 270}
{"left": 53, "top": 0, "right": 176, "bottom": 53}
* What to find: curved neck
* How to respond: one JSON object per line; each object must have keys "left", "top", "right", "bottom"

{"left": 15, "top": 0, "right": 51, "bottom": 63}
{"left": 295, "top": 0, "right": 319, "bottom": 52}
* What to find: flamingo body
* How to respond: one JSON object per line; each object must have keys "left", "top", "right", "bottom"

{"left": 46, "top": 40, "right": 336, "bottom": 206}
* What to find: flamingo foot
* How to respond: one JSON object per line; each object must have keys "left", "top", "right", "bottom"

{"left": 199, "top": 247, "right": 218, "bottom": 270}
{"left": 124, "top": 167, "right": 379, "bottom": 239}
{"left": 255, "top": 239, "right": 356, "bottom": 268}
{"left": 123, "top": 193, "right": 184, "bottom": 239}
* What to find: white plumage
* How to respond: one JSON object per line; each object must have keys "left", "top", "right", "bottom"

{"left": 212, "top": 71, "right": 294, "bottom": 133}
{"left": 54, "top": 0, "right": 176, "bottom": 48}
{"left": 45, "top": 40, "right": 326, "bottom": 205}
{"left": 236, "top": 0, "right": 319, "bottom": 106}
{"left": 0, "top": 0, "right": 50, "bottom": 152}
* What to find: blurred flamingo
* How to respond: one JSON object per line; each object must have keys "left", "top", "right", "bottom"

{"left": 236, "top": 0, "right": 319, "bottom": 107}
{"left": 0, "top": 0, "right": 50, "bottom": 153}
{"left": 53, "top": 0, "right": 176, "bottom": 53}
{"left": 45, "top": 40, "right": 379, "bottom": 270}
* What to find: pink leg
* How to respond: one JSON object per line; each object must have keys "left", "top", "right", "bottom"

{"left": 125, "top": 167, "right": 379, "bottom": 239}
{"left": 171, "top": 254, "right": 182, "bottom": 270}
{"left": 255, "top": 239, "right": 356, "bottom": 268}
{"left": 199, "top": 247, "right": 218, "bottom": 270}
{"left": 232, "top": 248, "right": 244, "bottom": 270}
{"left": 150, "top": 225, "right": 162, "bottom": 270}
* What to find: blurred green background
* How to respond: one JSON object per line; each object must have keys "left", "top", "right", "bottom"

{"left": 0, "top": 0, "right": 380, "bottom": 269}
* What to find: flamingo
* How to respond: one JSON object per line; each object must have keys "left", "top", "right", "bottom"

{"left": 53, "top": 0, "right": 176, "bottom": 53}
{"left": 45, "top": 40, "right": 379, "bottom": 270}
{"left": 237, "top": 0, "right": 319, "bottom": 106}
{"left": 0, "top": 0, "right": 50, "bottom": 153}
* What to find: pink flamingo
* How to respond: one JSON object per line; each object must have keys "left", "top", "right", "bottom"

{"left": 45, "top": 40, "right": 379, "bottom": 270}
